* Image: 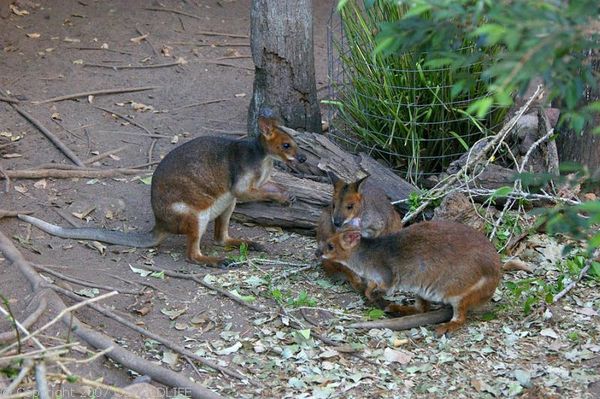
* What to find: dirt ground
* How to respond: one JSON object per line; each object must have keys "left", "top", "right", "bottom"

{"left": 0, "top": 1, "right": 599, "bottom": 398}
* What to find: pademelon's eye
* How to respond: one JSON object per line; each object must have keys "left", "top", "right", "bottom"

{"left": 346, "top": 204, "right": 354, "bottom": 210}
{"left": 327, "top": 243, "right": 334, "bottom": 251}
{"left": 282, "top": 143, "right": 291, "bottom": 149}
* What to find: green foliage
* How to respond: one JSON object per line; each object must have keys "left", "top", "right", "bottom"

{"left": 333, "top": 0, "right": 507, "bottom": 181}
{"left": 366, "top": 308, "right": 386, "bottom": 320}
{"left": 270, "top": 289, "right": 318, "bottom": 308}
{"left": 371, "top": 0, "right": 600, "bottom": 131}
{"left": 505, "top": 254, "right": 599, "bottom": 314}
{"left": 484, "top": 211, "right": 523, "bottom": 252}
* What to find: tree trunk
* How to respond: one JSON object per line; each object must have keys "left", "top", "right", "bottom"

{"left": 556, "top": 51, "right": 600, "bottom": 182}
{"left": 248, "top": 0, "right": 322, "bottom": 136}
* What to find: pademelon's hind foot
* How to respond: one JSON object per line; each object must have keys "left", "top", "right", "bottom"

{"left": 435, "top": 319, "right": 467, "bottom": 337}
{"left": 187, "top": 253, "right": 228, "bottom": 267}
{"left": 219, "top": 238, "right": 266, "bottom": 252}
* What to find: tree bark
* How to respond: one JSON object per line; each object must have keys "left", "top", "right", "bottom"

{"left": 248, "top": 0, "right": 322, "bottom": 136}
{"left": 556, "top": 51, "right": 600, "bottom": 184}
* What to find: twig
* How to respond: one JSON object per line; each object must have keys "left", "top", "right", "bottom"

{"left": 347, "top": 308, "right": 454, "bottom": 330}
{"left": 215, "top": 55, "right": 251, "bottom": 61}
{"left": 2, "top": 359, "right": 33, "bottom": 397}
{"left": 84, "top": 145, "right": 128, "bottom": 164}
{"left": 96, "top": 129, "right": 171, "bottom": 138}
{"left": 0, "top": 95, "right": 20, "bottom": 104}
{"left": 138, "top": 264, "right": 265, "bottom": 313}
{"left": 49, "top": 284, "right": 250, "bottom": 382}
{"left": 552, "top": 250, "right": 599, "bottom": 303}
{"left": 0, "top": 291, "right": 118, "bottom": 356}
{"left": 0, "top": 165, "right": 11, "bottom": 192}
{"left": 94, "top": 105, "right": 153, "bottom": 135}
{"left": 83, "top": 61, "right": 183, "bottom": 70}
{"left": 270, "top": 264, "right": 316, "bottom": 283}
{"left": 170, "top": 98, "right": 230, "bottom": 111}
{"left": 69, "top": 46, "right": 138, "bottom": 56}
{"left": 0, "top": 231, "right": 222, "bottom": 399}
{"left": 32, "top": 86, "right": 158, "bottom": 105}
{"left": 168, "top": 41, "right": 250, "bottom": 47}
{"left": 144, "top": 6, "right": 203, "bottom": 20}
{"left": 46, "top": 373, "right": 139, "bottom": 398}
{"left": 0, "top": 167, "right": 150, "bottom": 180}
{"left": 148, "top": 138, "right": 157, "bottom": 165}
{"left": 32, "top": 263, "right": 140, "bottom": 295}
{"left": 136, "top": 27, "right": 159, "bottom": 57}
{"left": 0, "top": 295, "right": 47, "bottom": 344}
{"left": 9, "top": 106, "right": 85, "bottom": 166}
{"left": 398, "top": 85, "right": 544, "bottom": 223}
{"left": 35, "top": 362, "right": 51, "bottom": 399}
{"left": 200, "top": 60, "right": 253, "bottom": 71}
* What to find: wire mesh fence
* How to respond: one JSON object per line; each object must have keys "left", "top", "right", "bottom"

{"left": 325, "top": 2, "right": 507, "bottom": 185}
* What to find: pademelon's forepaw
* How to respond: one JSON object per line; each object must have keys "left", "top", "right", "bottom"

{"left": 218, "top": 258, "right": 241, "bottom": 269}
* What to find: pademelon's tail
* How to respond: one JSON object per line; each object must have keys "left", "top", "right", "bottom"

{"left": 18, "top": 214, "right": 163, "bottom": 248}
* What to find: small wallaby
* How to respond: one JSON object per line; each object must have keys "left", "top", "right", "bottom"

{"left": 315, "top": 173, "right": 402, "bottom": 288}
{"left": 19, "top": 115, "right": 305, "bottom": 267}
{"left": 320, "top": 220, "right": 528, "bottom": 336}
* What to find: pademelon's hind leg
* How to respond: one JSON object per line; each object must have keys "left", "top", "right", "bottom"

{"left": 435, "top": 277, "right": 497, "bottom": 336}
{"left": 182, "top": 211, "right": 225, "bottom": 267}
{"left": 213, "top": 199, "right": 265, "bottom": 252}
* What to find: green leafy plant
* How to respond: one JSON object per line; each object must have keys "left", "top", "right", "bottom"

{"left": 332, "top": 0, "right": 507, "bottom": 182}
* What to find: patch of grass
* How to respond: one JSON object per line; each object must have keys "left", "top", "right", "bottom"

{"left": 365, "top": 308, "right": 386, "bottom": 320}
{"left": 270, "top": 289, "right": 318, "bottom": 308}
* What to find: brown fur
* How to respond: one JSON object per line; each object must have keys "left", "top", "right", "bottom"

{"left": 151, "top": 116, "right": 305, "bottom": 265}
{"left": 321, "top": 220, "right": 504, "bottom": 336}
{"left": 316, "top": 174, "right": 402, "bottom": 290}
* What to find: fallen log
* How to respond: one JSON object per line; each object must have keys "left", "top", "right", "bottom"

{"left": 233, "top": 129, "right": 418, "bottom": 231}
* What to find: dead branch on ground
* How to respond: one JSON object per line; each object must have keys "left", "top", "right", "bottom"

{"left": 32, "top": 86, "right": 159, "bottom": 105}
{"left": 347, "top": 308, "right": 454, "bottom": 330}
{"left": 94, "top": 105, "right": 153, "bottom": 135}
{"left": 0, "top": 230, "right": 222, "bottom": 399}
{"left": 0, "top": 167, "right": 149, "bottom": 180}
{"left": 83, "top": 61, "right": 183, "bottom": 70}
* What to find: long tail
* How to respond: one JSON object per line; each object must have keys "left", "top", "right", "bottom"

{"left": 502, "top": 259, "right": 533, "bottom": 273}
{"left": 18, "top": 214, "right": 162, "bottom": 248}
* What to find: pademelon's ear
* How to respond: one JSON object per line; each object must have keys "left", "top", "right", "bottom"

{"left": 353, "top": 174, "right": 369, "bottom": 192}
{"left": 341, "top": 230, "right": 361, "bottom": 249}
{"left": 258, "top": 116, "right": 276, "bottom": 139}
{"left": 327, "top": 170, "right": 341, "bottom": 185}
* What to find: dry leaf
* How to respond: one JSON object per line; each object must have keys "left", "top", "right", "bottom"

{"left": 72, "top": 59, "right": 84, "bottom": 65}
{"left": 383, "top": 347, "right": 413, "bottom": 364}
{"left": 88, "top": 95, "right": 94, "bottom": 103}
{"left": 51, "top": 112, "right": 62, "bottom": 120}
{"left": 72, "top": 207, "right": 95, "bottom": 220}
{"left": 234, "top": 93, "right": 246, "bottom": 98}
{"left": 130, "top": 102, "right": 154, "bottom": 112}
{"left": 3, "top": 153, "right": 22, "bottom": 158}
{"left": 33, "top": 179, "right": 48, "bottom": 189}
{"left": 26, "top": 33, "right": 41, "bottom": 39}
{"left": 10, "top": 4, "right": 29, "bottom": 16}
{"left": 100, "top": 43, "right": 109, "bottom": 49}
{"left": 171, "top": 135, "right": 179, "bottom": 144}
{"left": 14, "top": 185, "right": 28, "bottom": 194}
{"left": 63, "top": 37, "right": 81, "bottom": 43}
{"left": 130, "top": 34, "right": 148, "bottom": 44}
{"left": 161, "top": 45, "right": 173, "bottom": 57}
{"left": 175, "top": 56, "right": 187, "bottom": 65}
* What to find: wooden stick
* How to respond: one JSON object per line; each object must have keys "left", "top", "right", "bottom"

{"left": 96, "top": 129, "right": 171, "bottom": 139}
{"left": 94, "top": 105, "right": 153, "bottom": 135}
{"left": 68, "top": 46, "right": 138, "bottom": 56}
{"left": 347, "top": 308, "right": 454, "bottom": 330}
{"left": 11, "top": 106, "right": 85, "bottom": 167}
{"left": 32, "top": 264, "right": 140, "bottom": 295}
{"left": 84, "top": 145, "right": 128, "bottom": 164}
{"left": 168, "top": 41, "right": 250, "bottom": 47}
{"left": 0, "top": 167, "right": 149, "bottom": 179}
{"left": 0, "top": 296, "right": 47, "bottom": 344}
{"left": 31, "top": 86, "right": 159, "bottom": 105}
{"left": 0, "top": 210, "right": 33, "bottom": 219}
{"left": 144, "top": 7, "right": 248, "bottom": 38}
{"left": 135, "top": 27, "right": 159, "bottom": 57}
{"left": 0, "top": 95, "right": 20, "bottom": 104}
{"left": 170, "top": 98, "right": 230, "bottom": 111}
{"left": 200, "top": 60, "right": 253, "bottom": 71}
{"left": 83, "top": 61, "right": 182, "bottom": 70}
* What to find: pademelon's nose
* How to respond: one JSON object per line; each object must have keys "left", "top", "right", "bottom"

{"left": 296, "top": 153, "right": 307, "bottom": 163}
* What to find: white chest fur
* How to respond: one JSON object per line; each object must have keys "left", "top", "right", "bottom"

{"left": 234, "top": 157, "right": 273, "bottom": 193}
